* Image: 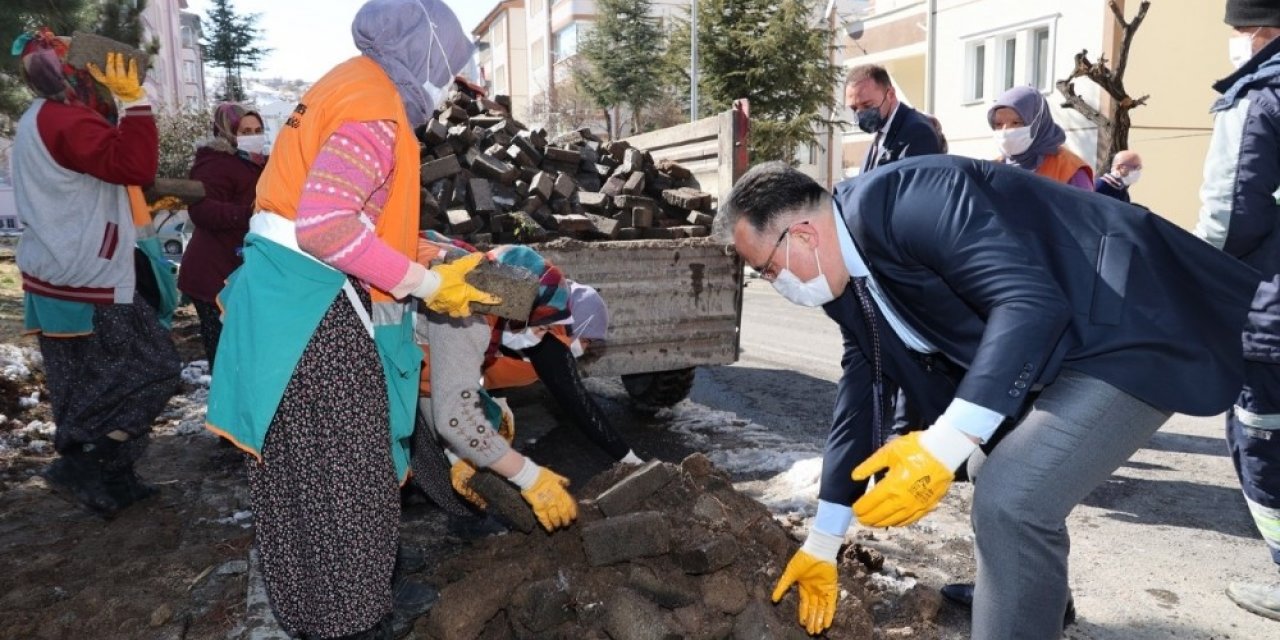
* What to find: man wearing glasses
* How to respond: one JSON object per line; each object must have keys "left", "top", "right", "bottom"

{"left": 1094, "top": 150, "right": 1143, "bottom": 203}
{"left": 719, "top": 156, "right": 1259, "bottom": 638}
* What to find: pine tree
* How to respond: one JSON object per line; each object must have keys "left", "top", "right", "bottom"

{"left": 94, "top": 0, "right": 150, "bottom": 50}
{"left": 573, "top": 0, "right": 665, "bottom": 137}
{"left": 670, "top": 0, "right": 842, "bottom": 163}
{"left": 201, "top": 0, "right": 268, "bottom": 102}
{"left": 0, "top": 0, "right": 97, "bottom": 135}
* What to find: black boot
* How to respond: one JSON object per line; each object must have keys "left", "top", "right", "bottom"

{"left": 94, "top": 437, "right": 159, "bottom": 510}
{"left": 41, "top": 447, "right": 122, "bottom": 518}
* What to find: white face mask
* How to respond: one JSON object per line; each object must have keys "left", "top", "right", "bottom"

{"left": 994, "top": 126, "right": 1033, "bottom": 157}
{"left": 1121, "top": 169, "right": 1141, "bottom": 186}
{"left": 236, "top": 134, "right": 266, "bottom": 156}
{"left": 770, "top": 236, "right": 837, "bottom": 307}
{"left": 1230, "top": 31, "right": 1258, "bottom": 69}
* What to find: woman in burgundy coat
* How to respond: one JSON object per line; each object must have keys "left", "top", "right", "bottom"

{"left": 179, "top": 103, "right": 267, "bottom": 367}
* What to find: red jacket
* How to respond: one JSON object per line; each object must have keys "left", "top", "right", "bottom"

{"left": 177, "top": 141, "right": 263, "bottom": 302}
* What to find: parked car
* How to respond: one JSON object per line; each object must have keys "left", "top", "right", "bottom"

{"left": 153, "top": 210, "right": 192, "bottom": 260}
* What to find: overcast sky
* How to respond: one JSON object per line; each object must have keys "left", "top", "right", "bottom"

{"left": 184, "top": 0, "right": 490, "bottom": 81}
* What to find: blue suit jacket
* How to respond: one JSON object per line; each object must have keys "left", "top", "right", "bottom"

{"left": 861, "top": 104, "right": 943, "bottom": 172}
{"left": 819, "top": 155, "right": 1258, "bottom": 505}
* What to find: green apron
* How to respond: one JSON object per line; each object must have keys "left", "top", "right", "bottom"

{"left": 205, "top": 233, "right": 420, "bottom": 481}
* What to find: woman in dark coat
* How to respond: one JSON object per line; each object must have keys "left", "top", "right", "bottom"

{"left": 179, "top": 103, "right": 266, "bottom": 367}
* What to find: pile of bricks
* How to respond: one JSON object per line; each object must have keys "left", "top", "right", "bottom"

{"left": 417, "top": 91, "right": 717, "bottom": 246}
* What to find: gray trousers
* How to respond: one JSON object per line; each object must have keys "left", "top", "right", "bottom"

{"left": 966, "top": 370, "right": 1170, "bottom": 640}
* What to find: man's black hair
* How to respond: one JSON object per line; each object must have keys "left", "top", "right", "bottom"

{"left": 715, "top": 161, "right": 829, "bottom": 239}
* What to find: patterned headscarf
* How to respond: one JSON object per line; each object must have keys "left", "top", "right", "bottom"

{"left": 212, "top": 102, "right": 261, "bottom": 143}
{"left": 12, "top": 28, "right": 116, "bottom": 122}
{"left": 351, "top": 0, "right": 475, "bottom": 127}
{"left": 987, "top": 86, "right": 1067, "bottom": 171}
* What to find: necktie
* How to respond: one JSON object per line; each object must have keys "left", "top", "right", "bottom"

{"left": 850, "top": 277, "right": 886, "bottom": 450}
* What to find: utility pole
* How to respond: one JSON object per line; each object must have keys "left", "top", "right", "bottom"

{"left": 690, "top": 0, "right": 699, "bottom": 122}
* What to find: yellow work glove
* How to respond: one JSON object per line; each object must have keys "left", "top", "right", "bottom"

{"left": 772, "top": 529, "right": 841, "bottom": 636}
{"left": 851, "top": 421, "right": 977, "bottom": 527}
{"left": 86, "top": 52, "right": 145, "bottom": 103}
{"left": 149, "top": 196, "right": 184, "bottom": 213}
{"left": 511, "top": 460, "right": 578, "bottom": 532}
{"left": 449, "top": 459, "right": 486, "bottom": 509}
{"left": 419, "top": 252, "right": 501, "bottom": 318}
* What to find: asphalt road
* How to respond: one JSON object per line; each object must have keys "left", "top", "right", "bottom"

{"left": 546, "top": 279, "right": 1280, "bottom": 639}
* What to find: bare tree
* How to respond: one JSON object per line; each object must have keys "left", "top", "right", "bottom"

{"left": 1056, "top": 0, "right": 1151, "bottom": 171}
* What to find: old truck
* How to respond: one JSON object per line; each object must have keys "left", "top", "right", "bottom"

{"left": 535, "top": 102, "right": 749, "bottom": 408}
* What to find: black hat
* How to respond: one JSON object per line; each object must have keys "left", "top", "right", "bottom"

{"left": 1226, "top": 0, "right": 1280, "bottom": 28}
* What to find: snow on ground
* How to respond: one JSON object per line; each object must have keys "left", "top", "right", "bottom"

{"left": 658, "top": 400, "right": 824, "bottom": 516}
{"left": 0, "top": 344, "right": 40, "bottom": 381}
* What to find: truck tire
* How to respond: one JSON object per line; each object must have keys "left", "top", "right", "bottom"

{"left": 621, "top": 368, "right": 696, "bottom": 411}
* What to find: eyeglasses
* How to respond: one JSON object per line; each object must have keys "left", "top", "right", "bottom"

{"left": 753, "top": 221, "right": 807, "bottom": 282}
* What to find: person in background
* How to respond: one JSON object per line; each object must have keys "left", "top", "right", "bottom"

{"left": 11, "top": 30, "right": 180, "bottom": 518}
{"left": 203, "top": 1, "right": 522, "bottom": 638}
{"left": 845, "top": 64, "right": 944, "bottom": 173}
{"left": 1094, "top": 149, "right": 1143, "bottom": 203}
{"left": 179, "top": 103, "right": 267, "bottom": 368}
{"left": 1194, "top": 0, "right": 1280, "bottom": 623}
{"left": 989, "top": 85, "right": 1094, "bottom": 189}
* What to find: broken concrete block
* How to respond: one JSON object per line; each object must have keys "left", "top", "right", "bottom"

{"left": 670, "top": 225, "right": 709, "bottom": 238}
{"left": 676, "top": 535, "right": 737, "bottom": 575}
{"left": 733, "top": 600, "right": 803, "bottom": 640}
{"left": 663, "top": 187, "right": 713, "bottom": 211}
{"left": 623, "top": 172, "right": 646, "bottom": 195}
{"left": 657, "top": 159, "right": 693, "bottom": 181}
{"left": 510, "top": 578, "right": 573, "bottom": 632}
{"left": 553, "top": 172, "right": 578, "bottom": 199}
{"left": 469, "top": 152, "right": 519, "bottom": 184}
{"left": 686, "top": 211, "right": 715, "bottom": 227}
{"left": 596, "top": 460, "right": 679, "bottom": 517}
{"left": 588, "top": 214, "right": 620, "bottom": 239}
{"left": 465, "top": 260, "right": 541, "bottom": 321}
{"left": 601, "top": 175, "right": 628, "bottom": 197}
{"left": 467, "top": 179, "right": 496, "bottom": 214}
{"left": 143, "top": 178, "right": 205, "bottom": 206}
{"left": 578, "top": 191, "right": 610, "bottom": 212}
{"left": 544, "top": 145, "right": 582, "bottom": 165}
{"left": 581, "top": 511, "right": 671, "bottom": 566}
{"left": 67, "top": 32, "right": 148, "bottom": 82}
{"left": 702, "top": 572, "right": 749, "bottom": 615}
{"left": 417, "top": 118, "right": 449, "bottom": 146}
{"left": 620, "top": 207, "right": 654, "bottom": 229}
{"left": 627, "top": 566, "right": 699, "bottom": 609}
{"left": 446, "top": 209, "right": 478, "bottom": 235}
{"left": 530, "top": 171, "right": 555, "bottom": 201}
{"left": 420, "top": 155, "right": 462, "bottom": 184}
{"left": 440, "top": 104, "right": 469, "bottom": 124}
{"left": 603, "top": 588, "right": 681, "bottom": 640}
{"left": 554, "top": 214, "right": 595, "bottom": 233}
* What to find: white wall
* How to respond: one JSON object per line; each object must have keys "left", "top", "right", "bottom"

{"left": 932, "top": 0, "right": 1105, "bottom": 165}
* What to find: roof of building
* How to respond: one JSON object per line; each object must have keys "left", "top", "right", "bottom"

{"left": 473, "top": 0, "right": 526, "bottom": 37}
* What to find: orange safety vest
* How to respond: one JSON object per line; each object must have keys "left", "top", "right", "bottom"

{"left": 255, "top": 55, "right": 420, "bottom": 303}
{"left": 1035, "top": 147, "right": 1093, "bottom": 185}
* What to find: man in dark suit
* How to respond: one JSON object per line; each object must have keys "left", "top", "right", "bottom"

{"left": 847, "top": 64, "right": 945, "bottom": 436}
{"left": 847, "top": 64, "right": 944, "bottom": 173}
{"left": 724, "top": 157, "right": 1258, "bottom": 638}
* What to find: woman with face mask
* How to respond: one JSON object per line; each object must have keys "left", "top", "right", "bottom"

{"left": 179, "top": 102, "right": 267, "bottom": 368}
{"left": 988, "top": 85, "right": 1094, "bottom": 190}
{"left": 203, "top": 1, "right": 527, "bottom": 638}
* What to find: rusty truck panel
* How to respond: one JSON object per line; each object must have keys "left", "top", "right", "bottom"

{"left": 535, "top": 238, "right": 744, "bottom": 378}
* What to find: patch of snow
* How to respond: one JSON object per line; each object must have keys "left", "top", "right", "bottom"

{"left": 25, "top": 440, "right": 51, "bottom": 454}
{"left": 20, "top": 420, "right": 54, "bottom": 440}
{"left": 180, "top": 360, "right": 211, "bottom": 387}
{"left": 0, "top": 344, "right": 40, "bottom": 381}
{"left": 869, "top": 570, "right": 918, "bottom": 596}
{"left": 18, "top": 391, "right": 39, "bottom": 408}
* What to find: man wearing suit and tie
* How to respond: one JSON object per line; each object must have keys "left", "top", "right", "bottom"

{"left": 722, "top": 157, "right": 1259, "bottom": 639}
{"left": 847, "top": 64, "right": 944, "bottom": 173}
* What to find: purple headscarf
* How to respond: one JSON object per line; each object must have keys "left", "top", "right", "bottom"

{"left": 987, "top": 86, "right": 1066, "bottom": 170}
{"left": 351, "top": 0, "right": 476, "bottom": 128}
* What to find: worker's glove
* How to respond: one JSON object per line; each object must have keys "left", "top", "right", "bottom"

{"left": 851, "top": 421, "right": 977, "bottom": 528}
{"left": 449, "top": 459, "right": 486, "bottom": 509}
{"left": 86, "top": 52, "right": 145, "bottom": 104}
{"left": 416, "top": 252, "right": 501, "bottom": 318}
{"left": 771, "top": 528, "right": 842, "bottom": 636}
{"left": 149, "top": 196, "right": 184, "bottom": 213}
{"left": 510, "top": 459, "right": 578, "bottom": 532}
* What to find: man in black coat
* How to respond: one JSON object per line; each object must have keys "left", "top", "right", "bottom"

{"left": 846, "top": 64, "right": 944, "bottom": 173}
{"left": 721, "top": 156, "right": 1258, "bottom": 638}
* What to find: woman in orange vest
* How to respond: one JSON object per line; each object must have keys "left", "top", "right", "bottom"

{"left": 989, "top": 86, "right": 1094, "bottom": 189}
{"left": 204, "top": 2, "right": 575, "bottom": 638}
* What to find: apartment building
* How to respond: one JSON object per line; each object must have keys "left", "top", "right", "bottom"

{"left": 141, "top": 0, "right": 208, "bottom": 112}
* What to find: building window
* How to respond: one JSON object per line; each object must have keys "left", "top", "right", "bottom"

{"left": 553, "top": 24, "right": 579, "bottom": 63}
{"left": 181, "top": 25, "right": 195, "bottom": 49}
{"left": 966, "top": 41, "right": 986, "bottom": 102}
{"left": 183, "top": 60, "right": 197, "bottom": 83}
{"left": 1031, "top": 27, "right": 1051, "bottom": 90}
{"left": 530, "top": 0, "right": 544, "bottom": 15}
{"left": 493, "top": 16, "right": 505, "bottom": 47}
{"left": 495, "top": 65, "right": 507, "bottom": 94}
{"left": 999, "top": 35, "right": 1017, "bottom": 92}
{"left": 531, "top": 38, "right": 545, "bottom": 69}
